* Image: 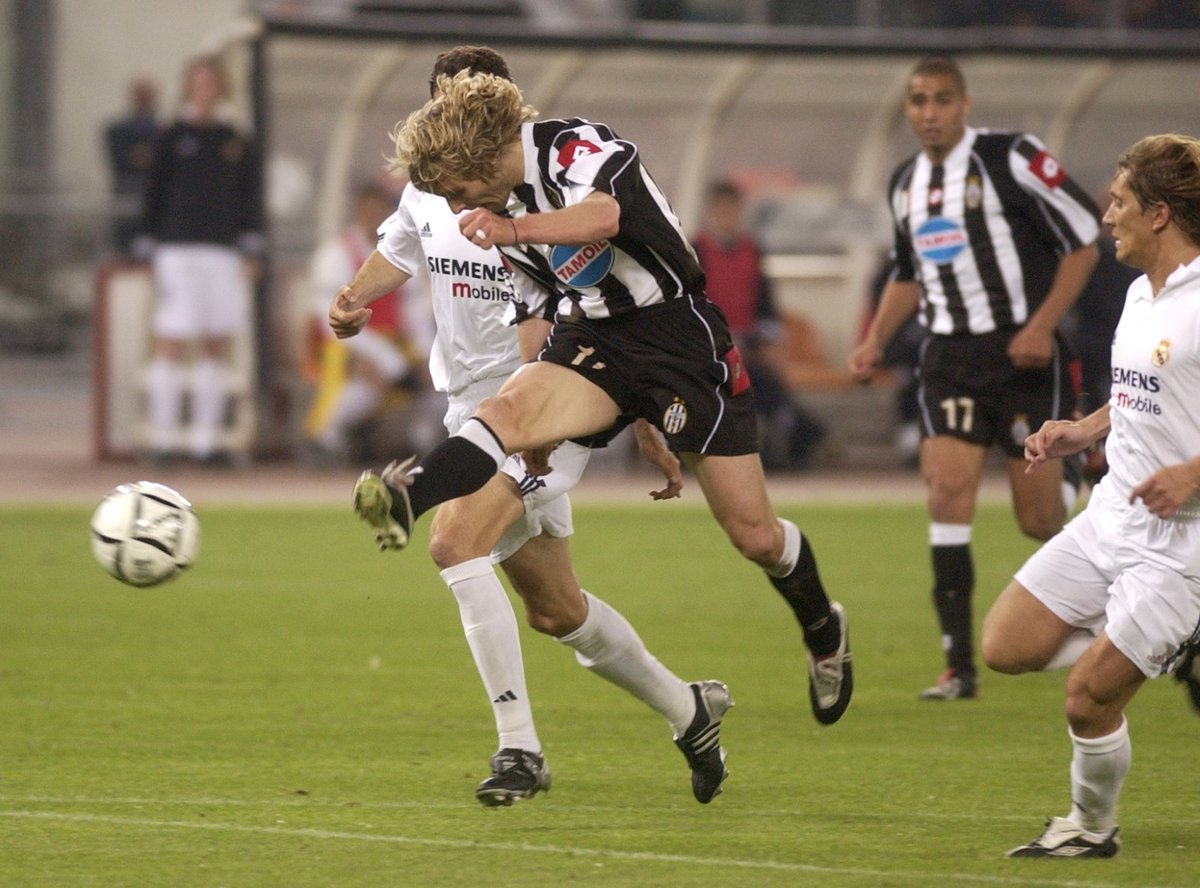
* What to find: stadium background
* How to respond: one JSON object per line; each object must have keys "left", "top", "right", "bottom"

{"left": 3, "top": 0, "right": 1199, "bottom": 485}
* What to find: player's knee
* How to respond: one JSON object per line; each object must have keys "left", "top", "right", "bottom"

{"left": 981, "top": 627, "right": 1032, "bottom": 674}
{"left": 525, "top": 610, "right": 568, "bottom": 637}
{"left": 726, "top": 521, "right": 778, "bottom": 567}
{"left": 1016, "top": 510, "right": 1064, "bottom": 543}
{"left": 523, "top": 600, "right": 584, "bottom": 637}
{"left": 1064, "top": 685, "right": 1105, "bottom": 734}
{"left": 474, "top": 395, "right": 520, "bottom": 451}
{"left": 427, "top": 526, "right": 484, "bottom": 569}
{"left": 926, "top": 483, "right": 972, "bottom": 519}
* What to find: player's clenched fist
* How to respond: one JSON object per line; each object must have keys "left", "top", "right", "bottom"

{"left": 328, "top": 285, "right": 372, "bottom": 339}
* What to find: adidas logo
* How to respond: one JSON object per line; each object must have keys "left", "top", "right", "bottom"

{"left": 419, "top": 222, "right": 432, "bottom": 238}
{"left": 492, "top": 689, "right": 518, "bottom": 703}
{"left": 517, "top": 474, "right": 547, "bottom": 496}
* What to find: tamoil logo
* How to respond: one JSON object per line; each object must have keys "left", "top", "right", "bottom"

{"left": 914, "top": 217, "right": 967, "bottom": 265}
{"left": 550, "top": 241, "right": 614, "bottom": 288}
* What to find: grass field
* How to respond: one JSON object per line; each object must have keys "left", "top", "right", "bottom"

{"left": 1, "top": 500, "right": 1196, "bottom": 887}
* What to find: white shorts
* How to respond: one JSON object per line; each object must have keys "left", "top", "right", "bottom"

{"left": 1015, "top": 478, "right": 1200, "bottom": 677}
{"left": 152, "top": 244, "right": 250, "bottom": 339}
{"left": 444, "top": 377, "right": 592, "bottom": 564}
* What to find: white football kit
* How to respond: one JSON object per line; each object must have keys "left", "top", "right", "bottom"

{"left": 376, "top": 183, "right": 591, "bottom": 562}
{"left": 152, "top": 243, "right": 250, "bottom": 339}
{"left": 1016, "top": 256, "right": 1200, "bottom": 677}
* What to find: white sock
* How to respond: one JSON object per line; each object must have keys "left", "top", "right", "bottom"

{"left": 765, "top": 518, "right": 801, "bottom": 579}
{"left": 930, "top": 522, "right": 972, "bottom": 546}
{"left": 556, "top": 591, "right": 694, "bottom": 736}
{"left": 145, "top": 356, "right": 184, "bottom": 452}
{"left": 1062, "top": 480, "right": 1079, "bottom": 515}
{"left": 189, "top": 358, "right": 227, "bottom": 458}
{"left": 441, "top": 557, "right": 539, "bottom": 753}
{"left": 456, "top": 417, "right": 507, "bottom": 469}
{"left": 1043, "top": 629, "right": 1096, "bottom": 671}
{"left": 1067, "top": 719, "right": 1130, "bottom": 834}
{"left": 318, "top": 378, "right": 380, "bottom": 449}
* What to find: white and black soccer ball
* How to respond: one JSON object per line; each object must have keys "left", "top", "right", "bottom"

{"left": 90, "top": 481, "right": 200, "bottom": 587}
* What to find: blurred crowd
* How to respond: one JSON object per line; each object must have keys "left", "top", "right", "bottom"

{"left": 634, "top": 0, "right": 1200, "bottom": 27}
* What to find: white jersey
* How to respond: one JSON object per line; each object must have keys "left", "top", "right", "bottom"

{"left": 1103, "top": 255, "right": 1200, "bottom": 519}
{"left": 377, "top": 184, "right": 522, "bottom": 397}
{"left": 377, "top": 184, "right": 589, "bottom": 561}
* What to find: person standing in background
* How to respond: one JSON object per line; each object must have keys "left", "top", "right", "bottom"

{"left": 105, "top": 77, "right": 159, "bottom": 256}
{"left": 139, "top": 55, "right": 264, "bottom": 467}
{"left": 693, "top": 180, "right": 826, "bottom": 471}
{"left": 848, "top": 55, "right": 1099, "bottom": 701}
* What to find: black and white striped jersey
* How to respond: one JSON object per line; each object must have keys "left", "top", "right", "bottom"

{"left": 889, "top": 126, "right": 1100, "bottom": 335}
{"left": 503, "top": 118, "right": 705, "bottom": 322}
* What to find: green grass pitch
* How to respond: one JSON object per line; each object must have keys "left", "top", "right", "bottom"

{"left": 1, "top": 500, "right": 1196, "bottom": 887}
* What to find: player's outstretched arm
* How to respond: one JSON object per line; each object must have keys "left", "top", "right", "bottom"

{"left": 634, "top": 419, "right": 683, "bottom": 501}
{"left": 1024, "top": 404, "right": 1111, "bottom": 473}
{"left": 328, "top": 250, "right": 412, "bottom": 339}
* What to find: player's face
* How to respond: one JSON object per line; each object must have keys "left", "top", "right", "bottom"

{"left": 187, "top": 63, "right": 223, "bottom": 115}
{"left": 1103, "top": 171, "right": 1156, "bottom": 270}
{"left": 905, "top": 73, "right": 970, "bottom": 162}
{"left": 438, "top": 173, "right": 511, "bottom": 214}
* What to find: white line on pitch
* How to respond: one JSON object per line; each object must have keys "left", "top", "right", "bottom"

{"left": 4, "top": 796, "right": 1200, "bottom": 830}
{"left": 0, "top": 810, "right": 1184, "bottom": 888}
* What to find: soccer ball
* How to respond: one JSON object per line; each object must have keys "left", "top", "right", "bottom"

{"left": 90, "top": 481, "right": 200, "bottom": 587}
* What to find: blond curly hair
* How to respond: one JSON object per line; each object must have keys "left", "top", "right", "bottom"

{"left": 389, "top": 70, "right": 537, "bottom": 194}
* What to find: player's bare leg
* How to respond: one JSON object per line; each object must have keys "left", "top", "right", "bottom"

{"left": 476, "top": 361, "right": 622, "bottom": 453}
{"left": 355, "top": 363, "right": 620, "bottom": 549}
{"left": 918, "top": 435, "right": 987, "bottom": 700}
{"left": 686, "top": 451, "right": 852, "bottom": 724}
{"left": 1008, "top": 636, "right": 1140, "bottom": 859}
{"left": 1007, "top": 455, "right": 1069, "bottom": 542}
{"left": 391, "top": 475, "right": 545, "bottom": 806}
{"left": 981, "top": 580, "right": 1076, "bottom": 674}
{"left": 503, "top": 532, "right": 733, "bottom": 803}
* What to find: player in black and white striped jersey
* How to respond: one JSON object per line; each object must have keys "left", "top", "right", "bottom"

{"left": 352, "top": 68, "right": 854, "bottom": 732}
{"left": 499, "top": 118, "right": 704, "bottom": 320}
{"left": 849, "top": 56, "right": 1101, "bottom": 702}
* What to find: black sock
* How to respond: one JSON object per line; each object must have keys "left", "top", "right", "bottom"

{"left": 769, "top": 533, "right": 839, "bottom": 655}
{"left": 406, "top": 435, "right": 503, "bottom": 519}
{"left": 931, "top": 544, "right": 975, "bottom": 676}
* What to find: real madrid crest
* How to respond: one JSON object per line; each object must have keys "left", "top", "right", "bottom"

{"left": 965, "top": 176, "right": 983, "bottom": 210}
{"left": 662, "top": 397, "right": 688, "bottom": 436}
{"left": 1152, "top": 338, "right": 1170, "bottom": 367}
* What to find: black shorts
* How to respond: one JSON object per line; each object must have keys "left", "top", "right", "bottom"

{"left": 539, "top": 295, "right": 759, "bottom": 456}
{"left": 917, "top": 328, "right": 1075, "bottom": 458}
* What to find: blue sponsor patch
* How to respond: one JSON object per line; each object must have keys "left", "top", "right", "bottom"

{"left": 550, "top": 241, "right": 614, "bottom": 288}
{"left": 914, "top": 217, "right": 967, "bottom": 265}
